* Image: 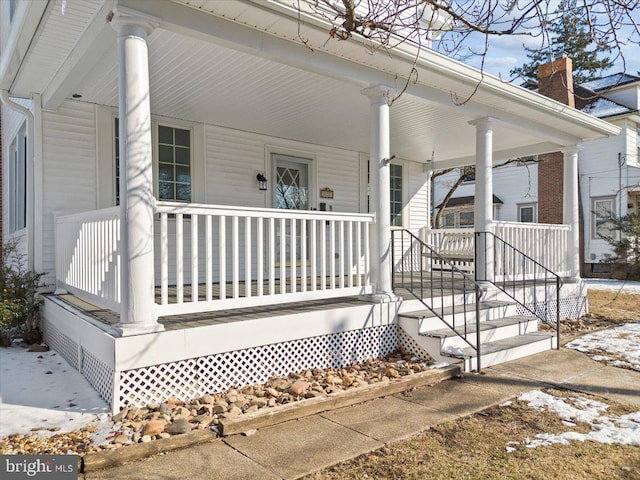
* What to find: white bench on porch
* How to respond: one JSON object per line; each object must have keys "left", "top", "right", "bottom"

{"left": 422, "top": 230, "right": 475, "bottom": 273}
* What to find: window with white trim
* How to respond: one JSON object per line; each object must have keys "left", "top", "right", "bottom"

{"left": 8, "top": 128, "right": 27, "bottom": 233}
{"left": 114, "top": 120, "right": 192, "bottom": 204}
{"left": 518, "top": 203, "right": 537, "bottom": 223}
{"left": 390, "top": 163, "right": 403, "bottom": 226}
{"left": 158, "top": 125, "right": 191, "bottom": 202}
{"left": 592, "top": 196, "right": 615, "bottom": 239}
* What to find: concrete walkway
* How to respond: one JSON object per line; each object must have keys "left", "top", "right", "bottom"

{"left": 85, "top": 349, "right": 640, "bottom": 480}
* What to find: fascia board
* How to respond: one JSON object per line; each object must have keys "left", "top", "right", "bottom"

{"left": 0, "top": 0, "right": 50, "bottom": 91}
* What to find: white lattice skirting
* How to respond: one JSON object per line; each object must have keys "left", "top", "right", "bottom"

{"left": 516, "top": 294, "right": 588, "bottom": 322}
{"left": 45, "top": 320, "right": 434, "bottom": 411}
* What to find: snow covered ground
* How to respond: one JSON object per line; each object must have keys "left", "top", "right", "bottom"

{"left": 507, "top": 390, "right": 640, "bottom": 450}
{"left": 0, "top": 344, "right": 115, "bottom": 443}
{"left": 566, "top": 323, "right": 640, "bottom": 372}
{"left": 584, "top": 278, "right": 640, "bottom": 294}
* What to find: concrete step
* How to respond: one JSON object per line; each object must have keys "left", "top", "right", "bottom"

{"left": 423, "top": 315, "right": 538, "bottom": 350}
{"left": 444, "top": 332, "right": 557, "bottom": 371}
{"left": 399, "top": 300, "right": 518, "bottom": 333}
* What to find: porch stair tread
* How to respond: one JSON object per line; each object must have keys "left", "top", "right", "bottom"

{"left": 422, "top": 315, "right": 535, "bottom": 338}
{"left": 399, "top": 300, "right": 514, "bottom": 320}
{"left": 445, "top": 332, "right": 555, "bottom": 359}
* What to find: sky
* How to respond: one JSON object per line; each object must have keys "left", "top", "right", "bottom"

{"left": 433, "top": 4, "right": 640, "bottom": 83}
{"left": 470, "top": 34, "right": 640, "bottom": 82}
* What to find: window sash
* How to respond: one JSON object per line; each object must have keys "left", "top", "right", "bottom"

{"left": 114, "top": 120, "right": 192, "bottom": 205}
{"left": 592, "top": 197, "right": 615, "bottom": 239}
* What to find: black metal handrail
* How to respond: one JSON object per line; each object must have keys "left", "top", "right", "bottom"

{"left": 391, "top": 229, "right": 484, "bottom": 372}
{"left": 475, "top": 231, "right": 561, "bottom": 349}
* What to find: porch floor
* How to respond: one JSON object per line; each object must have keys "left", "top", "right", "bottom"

{"left": 52, "top": 272, "right": 477, "bottom": 332}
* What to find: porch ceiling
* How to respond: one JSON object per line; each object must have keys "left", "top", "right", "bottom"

{"left": 6, "top": 0, "right": 620, "bottom": 168}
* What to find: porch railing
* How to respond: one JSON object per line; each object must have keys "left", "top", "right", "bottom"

{"left": 154, "top": 202, "right": 373, "bottom": 316}
{"left": 493, "top": 221, "right": 570, "bottom": 278}
{"left": 55, "top": 203, "right": 373, "bottom": 317}
{"left": 421, "top": 221, "right": 570, "bottom": 278}
{"left": 55, "top": 207, "right": 121, "bottom": 312}
{"left": 477, "top": 231, "right": 561, "bottom": 348}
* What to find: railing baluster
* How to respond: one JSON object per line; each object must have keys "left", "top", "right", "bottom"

{"left": 300, "top": 219, "right": 307, "bottom": 293}
{"left": 280, "top": 218, "right": 286, "bottom": 294}
{"left": 219, "top": 216, "right": 226, "bottom": 300}
{"left": 339, "top": 220, "right": 345, "bottom": 289}
{"left": 161, "top": 213, "right": 168, "bottom": 305}
{"left": 245, "top": 216, "right": 252, "bottom": 298}
{"left": 320, "top": 221, "right": 327, "bottom": 290}
{"left": 355, "top": 222, "right": 362, "bottom": 288}
{"left": 176, "top": 213, "right": 184, "bottom": 304}
{"left": 206, "top": 215, "right": 212, "bottom": 302}
{"left": 269, "top": 217, "right": 275, "bottom": 295}
{"left": 363, "top": 222, "right": 370, "bottom": 287}
{"left": 310, "top": 220, "right": 317, "bottom": 291}
{"left": 192, "top": 214, "right": 199, "bottom": 303}
{"left": 329, "top": 220, "right": 336, "bottom": 290}
{"left": 257, "top": 217, "right": 264, "bottom": 297}
{"left": 347, "top": 221, "right": 353, "bottom": 288}
{"left": 232, "top": 216, "right": 239, "bottom": 299}
{"left": 290, "top": 218, "right": 297, "bottom": 294}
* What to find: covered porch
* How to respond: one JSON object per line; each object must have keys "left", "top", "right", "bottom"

{"left": 2, "top": 1, "right": 617, "bottom": 410}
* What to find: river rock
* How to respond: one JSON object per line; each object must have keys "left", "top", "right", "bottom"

{"left": 165, "top": 419, "right": 192, "bottom": 435}
{"left": 288, "top": 380, "right": 310, "bottom": 396}
{"left": 141, "top": 420, "right": 166, "bottom": 437}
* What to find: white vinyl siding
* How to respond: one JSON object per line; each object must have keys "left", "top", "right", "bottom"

{"left": 42, "top": 101, "right": 97, "bottom": 285}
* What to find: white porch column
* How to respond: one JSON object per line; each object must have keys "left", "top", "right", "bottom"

{"left": 112, "top": 10, "right": 163, "bottom": 335}
{"left": 470, "top": 118, "right": 494, "bottom": 282}
{"left": 563, "top": 146, "right": 580, "bottom": 279}
{"left": 362, "top": 85, "right": 395, "bottom": 300}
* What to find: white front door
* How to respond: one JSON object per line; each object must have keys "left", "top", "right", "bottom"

{"left": 271, "top": 154, "right": 313, "bottom": 264}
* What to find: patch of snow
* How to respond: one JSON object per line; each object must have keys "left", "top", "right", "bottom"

{"left": 499, "top": 401, "right": 513, "bottom": 408}
{"left": 429, "top": 361, "right": 450, "bottom": 369}
{"left": 584, "top": 278, "right": 640, "bottom": 294}
{"left": 566, "top": 323, "right": 640, "bottom": 371}
{"left": 0, "top": 346, "right": 115, "bottom": 443}
{"left": 511, "top": 390, "right": 640, "bottom": 450}
{"left": 443, "top": 345, "right": 465, "bottom": 356}
{"left": 505, "top": 446, "right": 516, "bottom": 453}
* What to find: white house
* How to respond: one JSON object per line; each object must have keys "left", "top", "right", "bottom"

{"left": 433, "top": 66, "right": 640, "bottom": 277}
{"left": 1, "top": 0, "right": 619, "bottom": 412}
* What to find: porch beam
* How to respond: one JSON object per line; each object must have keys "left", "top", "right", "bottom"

{"left": 437, "top": 141, "right": 564, "bottom": 170}
{"left": 563, "top": 146, "right": 581, "bottom": 279}
{"left": 112, "top": 8, "right": 163, "bottom": 335}
{"left": 362, "top": 85, "right": 395, "bottom": 300}
{"left": 470, "top": 117, "right": 494, "bottom": 282}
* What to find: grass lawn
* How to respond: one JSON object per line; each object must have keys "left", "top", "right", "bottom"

{"left": 304, "top": 290, "right": 640, "bottom": 480}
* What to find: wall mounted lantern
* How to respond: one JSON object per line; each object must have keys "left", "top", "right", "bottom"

{"left": 256, "top": 173, "right": 268, "bottom": 191}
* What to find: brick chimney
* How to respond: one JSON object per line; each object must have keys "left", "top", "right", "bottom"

{"left": 537, "top": 56, "right": 574, "bottom": 224}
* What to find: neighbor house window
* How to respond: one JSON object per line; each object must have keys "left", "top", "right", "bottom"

{"left": 158, "top": 125, "right": 191, "bottom": 202}
{"left": 390, "top": 163, "right": 403, "bottom": 226}
{"left": 592, "top": 197, "right": 615, "bottom": 239}
{"left": 8, "top": 129, "right": 27, "bottom": 233}
{"left": 438, "top": 208, "right": 474, "bottom": 229}
{"left": 518, "top": 203, "right": 537, "bottom": 223}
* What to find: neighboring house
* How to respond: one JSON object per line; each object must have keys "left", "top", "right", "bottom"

{"left": 1, "top": 0, "right": 618, "bottom": 412}
{"left": 433, "top": 61, "right": 640, "bottom": 277}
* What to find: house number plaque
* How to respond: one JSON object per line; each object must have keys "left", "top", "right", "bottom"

{"left": 320, "top": 188, "right": 334, "bottom": 199}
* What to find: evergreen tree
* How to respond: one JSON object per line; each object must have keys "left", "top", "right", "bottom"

{"left": 510, "top": 0, "right": 613, "bottom": 83}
